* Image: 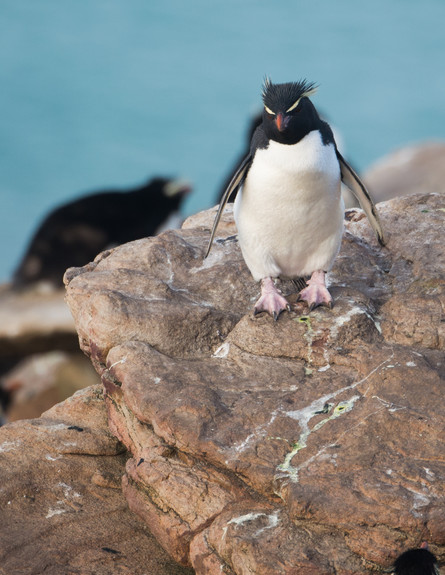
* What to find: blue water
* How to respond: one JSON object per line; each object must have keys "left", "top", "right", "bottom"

{"left": 1, "top": 0, "right": 445, "bottom": 282}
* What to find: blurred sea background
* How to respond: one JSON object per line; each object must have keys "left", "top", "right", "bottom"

{"left": 1, "top": 0, "right": 444, "bottom": 283}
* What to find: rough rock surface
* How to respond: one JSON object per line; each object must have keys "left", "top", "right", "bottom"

{"left": 0, "top": 384, "right": 194, "bottom": 575}
{"left": 65, "top": 195, "right": 445, "bottom": 574}
{"left": 363, "top": 141, "right": 445, "bottom": 203}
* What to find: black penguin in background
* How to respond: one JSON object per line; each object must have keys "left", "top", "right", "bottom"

{"left": 13, "top": 177, "right": 191, "bottom": 288}
{"left": 393, "top": 545, "right": 441, "bottom": 575}
{"left": 206, "top": 78, "right": 385, "bottom": 319}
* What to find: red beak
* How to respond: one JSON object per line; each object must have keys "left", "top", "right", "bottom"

{"left": 275, "top": 113, "right": 288, "bottom": 132}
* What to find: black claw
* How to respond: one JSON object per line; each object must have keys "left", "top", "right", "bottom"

{"left": 254, "top": 306, "right": 289, "bottom": 320}
{"left": 274, "top": 307, "right": 288, "bottom": 321}
{"left": 308, "top": 300, "right": 333, "bottom": 312}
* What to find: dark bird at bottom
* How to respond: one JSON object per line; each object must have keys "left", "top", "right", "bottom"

{"left": 393, "top": 545, "right": 440, "bottom": 575}
{"left": 13, "top": 177, "right": 190, "bottom": 288}
{"left": 205, "top": 78, "right": 385, "bottom": 320}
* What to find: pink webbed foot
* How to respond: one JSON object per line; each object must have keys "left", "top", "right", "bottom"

{"left": 298, "top": 270, "right": 333, "bottom": 311}
{"left": 254, "top": 277, "right": 290, "bottom": 321}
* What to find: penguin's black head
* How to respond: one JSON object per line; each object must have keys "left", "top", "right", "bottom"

{"left": 160, "top": 178, "right": 191, "bottom": 208}
{"left": 261, "top": 78, "right": 320, "bottom": 145}
{"left": 138, "top": 177, "right": 191, "bottom": 210}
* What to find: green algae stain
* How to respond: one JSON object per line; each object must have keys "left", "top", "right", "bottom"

{"left": 276, "top": 397, "right": 359, "bottom": 481}
{"left": 297, "top": 315, "right": 312, "bottom": 329}
{"left": 295, "top": 315, "right": 316, "bottom": 368}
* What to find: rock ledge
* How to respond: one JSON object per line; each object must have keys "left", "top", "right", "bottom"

{"left": 65, "top": 195, "right": 445, "bottom": 574}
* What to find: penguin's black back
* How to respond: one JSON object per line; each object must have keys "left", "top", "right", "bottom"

{"left": 13, "top": 177, "right": 188, "bottom": 288}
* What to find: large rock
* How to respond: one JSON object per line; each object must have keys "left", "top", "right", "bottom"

{"left": 0, "top": 384, "right": 194, "bottom": 575}
{"left": 363, "top": 141, "right": 445, "bottom": 203}
{"left": 65, "top": 196, "right": 445, "bottom": 574}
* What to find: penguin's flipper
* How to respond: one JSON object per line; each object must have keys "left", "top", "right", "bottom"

{"left": 204, "top": 154, "right": 252, "bottom": 258}
{"left": 337, "top": 151, "right": 386, "bottom": 246}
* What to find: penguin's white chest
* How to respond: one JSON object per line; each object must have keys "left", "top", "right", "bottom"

{"left": 234, "top": 130, "right": 344, "bottom": 281}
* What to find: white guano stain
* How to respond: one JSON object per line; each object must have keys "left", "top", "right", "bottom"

{"left": 229, "top": 412, "right": 278, "bottom": 455}
{"left": 58, "top": 482, "right": 81, "bottom": 499}
{"left": 406, "top": 486, "right": 431, "bottom": 518}
{"left": 40, "top": 423, "right": 68, "bottom": 432}
{"left": 328, "top": 305, "right": 363, "bottom": 340}
{"left": 46, "top": 508, "right": 66, "bottom": 519}
{"left": 212, "top": 342, "right": 230, "bottom": 358}
{"left": 190, "top": 246, "right": 227, "bottom": 273}
{"left": 318, "top": 364, "right": 331, "bottom": 372}
{"left": 273, "top": 354, "right": 396, "bottom": 486}
{"left": 276, "top": 396, "right": 360, "bottom": 482}
{"left": 423, "top": 467, "right": 435, "bottom": 479}
{"left": 106, "top": 356, "right": 127, "bottom": 371}
{"left": 0, "top": 440, "right": 21, "bottom": 453}
{"left": 372, "top": 395, "right": 406, "bottom": 413}
{"left": 228, "top": 354, "right": 394, "bottom": 469}
{"left": 227, "top": 510, "right": 280, "bottom": 538}
{"left": 46, "top": 483, "right": 82, "bottom": 519}
{"left": 45, "top": 454, "right": 61, "bottom": 461}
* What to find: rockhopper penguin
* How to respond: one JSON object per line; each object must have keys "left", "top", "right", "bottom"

{"left": 13, "top": 177, "right": 191, "bottom": 288}
{"left": 205, "top": 78, "right": 385, "bottom": 319}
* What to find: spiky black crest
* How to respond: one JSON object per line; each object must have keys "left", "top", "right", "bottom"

{"left": 262, "top": 77, "right": 318, "bottom": 111}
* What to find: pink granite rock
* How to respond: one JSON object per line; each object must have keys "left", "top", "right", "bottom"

{"left": 0, "top": 385, "right": 194, "bottom": 575}
{"left": 64, "top": 197, "right": 445, "bottom": 574}
{"left": 363, "top": 141, "right": 445, "bottom": 202}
